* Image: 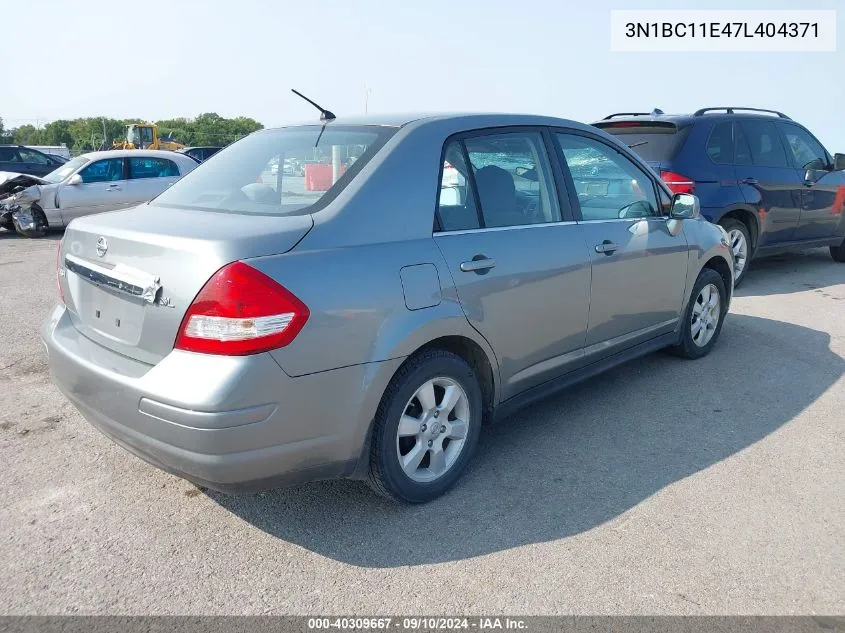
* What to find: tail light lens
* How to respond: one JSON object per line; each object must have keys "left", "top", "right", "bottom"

{"left": 56, "top": 243, "right": 65, "bottom": 305}
{"left": 175, "top": 261, "right": 309, "bottom": 356}
{"left": 660, "top": 170, "right": 695, "bottom": 195}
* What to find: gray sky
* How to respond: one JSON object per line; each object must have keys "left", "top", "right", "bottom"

{"left": 3, "top": 0, "right": 843, "bottom": 150}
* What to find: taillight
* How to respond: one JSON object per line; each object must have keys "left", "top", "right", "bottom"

{"left": 56, "top": 243, "right": 65, "bottom": 305}
{"left": 174, "top": 261, "right": 309, "bottom": 356}
{"left": 660, "top": 170, "right": 695, "bottom": 195}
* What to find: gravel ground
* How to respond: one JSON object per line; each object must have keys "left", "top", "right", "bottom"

{"left": 1, "top": 230, "right": 843, "bottom": 615}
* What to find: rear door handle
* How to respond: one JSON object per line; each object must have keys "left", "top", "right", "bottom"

{"left": 460, "top": 257, "right": 496, "bottom": 273}
{"left": 741, "top": 177, "right": 758, "bottom": 185}
{"left": 594, "top": 241, "right": 618, "bottom": 255}
{"left": 106, "top": 184, "right": 121, "bottom": 191}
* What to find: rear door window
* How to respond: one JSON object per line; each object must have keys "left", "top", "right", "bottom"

{"left": 0, "top": 148, "right": 20, "bottom": 162}
{"left": 129, "top": 157, "right": 180, "bottom": 179}
{"left": 706, "top": 122, "right": 735, "bottom": 164}
{"left": 464, "top": 132, "right": 562, "bottom": 227}
{"left": 738, "top": 120, "right": 789, "bottom": 168}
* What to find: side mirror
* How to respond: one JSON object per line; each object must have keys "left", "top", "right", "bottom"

{"left": 669, "top": 193, "right": 700, "bottom": 219}
{"left": 834, "top": 153, "right": 845, "bottom": 171}
{"left": 67, "top": 174, "right": 82, "bottom": 186}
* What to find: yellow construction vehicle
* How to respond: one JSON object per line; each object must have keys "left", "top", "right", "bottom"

{"left": 112, "top": 123, "right": 185, "bottom": 151}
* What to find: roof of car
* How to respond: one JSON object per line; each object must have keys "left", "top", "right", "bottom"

{"left": 266, "top": 112, "right": 596, "bottom": 132}
{"left": 595, "top": 111, "right": 793, "bottom": 127}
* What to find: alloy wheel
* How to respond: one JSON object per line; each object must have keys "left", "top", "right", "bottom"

{"left": 396, "top": 377, "right": 470, "bottom": 483}
{"left": 728, "top": 229, "right": 748, "bottom": 280}
{"left": 691, "top": 283, "right": 721, "bottom": 347}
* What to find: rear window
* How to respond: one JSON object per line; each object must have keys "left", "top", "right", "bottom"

{"left": 152, "top": 126, "right": 395, "bottom": 216}
{"left": 594, "top": 122, "right": 690, "bottom": 162}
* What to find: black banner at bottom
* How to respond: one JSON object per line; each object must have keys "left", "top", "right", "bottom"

{"left": 0, "top": 617, "right": 843, "bottom": 633}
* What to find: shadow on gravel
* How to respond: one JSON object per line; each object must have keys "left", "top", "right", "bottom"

{"left": 736, "top": 248, "right": 844, "bottom": 298}
{"left": 209, "top": 313, "right": 844, "bottom": 567}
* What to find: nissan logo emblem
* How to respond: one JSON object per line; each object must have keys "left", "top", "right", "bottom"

{"left": 96, "top": 237, "right": 108, "bottom": 258}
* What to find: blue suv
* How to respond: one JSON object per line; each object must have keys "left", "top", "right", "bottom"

{"left": 595, "top": 107, "right": 845, "bottom": 285}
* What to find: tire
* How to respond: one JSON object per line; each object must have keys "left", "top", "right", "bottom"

{"left": 367, "top": 349, "right": 483, "bottom": 503}
{"left": 719, "top": 218, "right": 751, "bottom": 287}
{"left": 12, "top": 206, "right": 48, "bottom": 239}
{"left": 670, "top": 268, "right": 728, "bottom": 360}
{"left": 831, "top": 237, "right": 845, "bottom": 263}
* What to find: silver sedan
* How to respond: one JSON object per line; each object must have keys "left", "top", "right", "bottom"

{"left": 43, "top": 113, "right": 733, "bottom": 503}
{"left": 0, "top": 149, "right": 197, "bottom": 237}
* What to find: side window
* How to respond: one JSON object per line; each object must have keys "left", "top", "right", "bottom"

{"left": 556, "top": 133, "right": 659, "bottom": 221}
{"left": 18, "top": 149, "right": 50, "bottom": 165}
{"left": 129, "top": 157, "right": 180, "bottom": 179}
{"left": 436, "top": 141, "right": 480, "bottom": 231}
{"left": 706, "top": 122, "right": 734, "bottom": 164}
{"left": 735, "top": 124, "right": 752, "bottom": 165}
{"left": 658, "top": 187, "right": 673, "bottom": 215}
{"left": 738, "top": 120, "right": 789, "bottom": 168}
{"left": 0, "top": 148, "right": 17, "bottom": 161}
{"left": 78, "top": 158, "right": 124, "bottom": 184}
{"left": 464, "top": 132, "right": 561, "bottom": 228}
{"left": 781, "top": 123, "right": 829, "bottom": 170}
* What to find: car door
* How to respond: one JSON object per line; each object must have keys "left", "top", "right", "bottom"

{"left": 553, "top": 130, "right": 689, "bottom": 352}
{"left": 16, "top": 148, "right": 55, "bottom": 177}
{"left": 779, "top": 121, "right": 844, "bottom": 240}
{"left": 735, "top": 119, "right": 802, "bottom": 247}
{"left": 433, "top": 129, "right": 592, "bottom": 399}
{"left": 125, "top": 156, "right": 182, "bottom": 205}
{"left": 56, "top": 157, "right": 128, "bottom": 224}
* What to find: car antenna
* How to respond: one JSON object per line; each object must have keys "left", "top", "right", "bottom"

{"left": 291, "top": 89, "right": 336, "bottom": 122}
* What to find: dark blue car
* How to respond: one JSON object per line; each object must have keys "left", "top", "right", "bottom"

{"left": 595, "top": 107, "right": 845, "bottom": 284}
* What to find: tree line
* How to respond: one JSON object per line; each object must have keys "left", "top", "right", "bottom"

{"left": 0, "top": 113, "right": 263, "bottom": 151}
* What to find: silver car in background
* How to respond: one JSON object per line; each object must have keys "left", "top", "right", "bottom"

{"left": 0, "top": 149, "right": 197, "bottom": 237}
{"left": 42, "top": 114, "right": 733, "bottom": 503}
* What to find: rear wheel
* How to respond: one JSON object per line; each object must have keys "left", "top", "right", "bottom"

{"left": 831, "top": 237, "right": 845, "bottom": 263}
{"left": 719, "top": 218, "right": 751, "bottom": 286}
{"left": 367, "top": 350, "right": 482, "bottom": 503}
{"left": 670, "top": 268, "right": 728, "bottom": 360}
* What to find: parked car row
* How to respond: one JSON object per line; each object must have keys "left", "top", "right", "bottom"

{"left": 0, "top": 144, "right": 68, "bottom": 177}
{"left": 31, "top": 107, "right": 845, "bottom": 504}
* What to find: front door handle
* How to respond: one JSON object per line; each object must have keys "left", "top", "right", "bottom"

{"left": 594, "top": 241, "right": 618, "bottom": 255}
{"left": 460, "top": 257, "right": 496, "bottom": 273}
{"left": 106, "top": 184, "right": 121, "bottom": 191}
{"left": 741, "top": 177, "right": 758, "bottom": 185}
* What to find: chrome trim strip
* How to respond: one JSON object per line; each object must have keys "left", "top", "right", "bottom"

{"left": 435, "top": 220, "right": 577, "bottom": 236}
{"left": 64, "top": 254, "right": 161, "bottom": 304}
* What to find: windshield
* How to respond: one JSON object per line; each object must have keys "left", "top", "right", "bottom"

{"left": 596, "top": 123, "right": 690, "bottom": 163}
{"left": 42, "top": 156, "right": 90, "bottom": 184}
{"left": 151, "top": 125, "right": 395, "bottom": 216}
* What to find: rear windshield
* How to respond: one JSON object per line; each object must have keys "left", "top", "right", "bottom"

{"left": 595, "top": 123, "right": 690, "bottom": 162}
{"left": 151, "top": 125, "right": 395, "bottom": 216}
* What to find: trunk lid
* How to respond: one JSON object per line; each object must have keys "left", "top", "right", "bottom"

{"left": 60, "top": 204, "right": 313, "bottom": 365}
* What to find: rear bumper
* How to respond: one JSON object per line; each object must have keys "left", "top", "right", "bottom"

{"left": 42, "top": 304, "right": 402, "bottom": 492}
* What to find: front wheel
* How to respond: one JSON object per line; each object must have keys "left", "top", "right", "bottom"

{"left": 670, "top": 268, "right": 728, "bottom": 360}
{"left": 831, "top": 237, "right": 845, "bottom": 263}
{"left": 367, "top": 350, "right": 483, "bottom": 503}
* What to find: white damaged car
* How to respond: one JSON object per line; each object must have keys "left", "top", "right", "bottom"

{"left": 0, "top": 149, "right": 196, "bottom": 237}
